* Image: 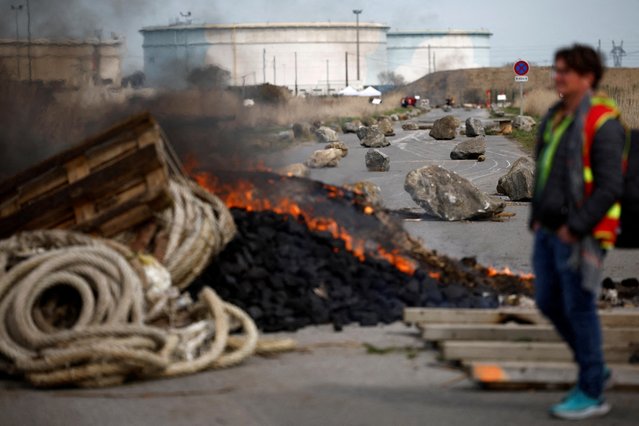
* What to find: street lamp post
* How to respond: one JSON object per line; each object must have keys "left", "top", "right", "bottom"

{"left": 26, "top": 0, "right": 32, "bottom": 82}
{"left": 10, "top": 4, "right": 23, "bottom": 80}
{"left": 353, "top": 9, "right": 362, "bottom": 83}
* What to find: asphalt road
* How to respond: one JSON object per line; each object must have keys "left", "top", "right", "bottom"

{"left": 269, "top": 107, "right": 639, "bottom": 279}
{"left": 3, "top": 324, "right": 638, "bottom": 426}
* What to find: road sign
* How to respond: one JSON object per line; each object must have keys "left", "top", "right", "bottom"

{"left": 515, "top": 76, "right": 529, "bottom": 82}
{"left": 514, "top": 60, "right": 530, "bottom": 76}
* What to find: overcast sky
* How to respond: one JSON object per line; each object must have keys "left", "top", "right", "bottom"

{"left": 1, "top": 0, "right": 638, "bottom": 73}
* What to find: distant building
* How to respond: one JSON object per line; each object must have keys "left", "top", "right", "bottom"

{"left": 0, "top": 38, "right": 123, "bottom": 87}
{"left": 140, "top": 22, "right": 492, "bottom": 92}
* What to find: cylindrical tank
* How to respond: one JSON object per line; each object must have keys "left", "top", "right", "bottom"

{"left": 387, "top": 30, "right": 492, "bottom": 83}
{"left": 141, "top": 22, "right": 390, "bottom": 92}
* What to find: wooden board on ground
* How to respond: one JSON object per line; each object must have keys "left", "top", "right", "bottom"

{"left": 0, "top": 113, "right": 184, "bottom": 238}
{"left": 440, "top": 341, "right": 638, "bottom": 364}
{"left": 404, "top": 308, "right": 639, "bottom": 328}
{"left": 468, "top": 361, "right": 639, "bottom": 390}
{"left": 420, "top": 324, "right": 639, "bottom": 345}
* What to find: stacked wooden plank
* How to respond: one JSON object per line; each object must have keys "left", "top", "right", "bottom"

{"left": 404, "top": 308, "right": 639, "bottom": 390}
{"left": 0, "top": 113, "right": 184, "bottom": 238}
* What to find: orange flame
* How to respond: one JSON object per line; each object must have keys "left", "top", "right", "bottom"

{"left": 189, "top": 169, "right": 416, "bottom": 275}
{"left": 486, "top": 266, "right": 535, "bottom": 280}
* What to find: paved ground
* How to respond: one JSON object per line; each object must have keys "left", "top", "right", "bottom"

{"left": 3, "top": 324, "right": 638, "bottom": 426}
{"left": 2, "top": 108, "right": 638, "bottom": 425}
{"left": 269, "top": 107, "right": 639, "bottom": 279}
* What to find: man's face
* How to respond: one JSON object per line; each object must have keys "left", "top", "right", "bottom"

{"left": 553, "top": 58, "right": 594, "bottom": 97}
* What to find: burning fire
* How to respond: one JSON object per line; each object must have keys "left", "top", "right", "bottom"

{"left": 185, "top": 162, "right": 417, "bottom": 275}
{"left": 486, "top": 266, "right": 535, "bottom": 281}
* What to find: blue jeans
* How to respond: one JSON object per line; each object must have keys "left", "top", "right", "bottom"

{"left": 533, "top": 228, "right": 605, "bottom": 399}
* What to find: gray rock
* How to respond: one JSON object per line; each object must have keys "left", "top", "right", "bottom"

{"left": 342, "top": 120, "right": 363, "bottom": 134}
{"left": 404, "top": 165, "right": 506, "bottom": 221}
{"left": 419, "top": 123, "right": 433, "bottom": 130}
{"left": 305, "top": 148, "right": 343, "bottom": 168}
{"left": 344, "top": 181, "right": 384, "bottom": 207}
{"left": 477, "top": 155, "right": 486, "bottom": 162}
{"left": 278, "top": 163, "right": 310, "bottom": 178}
{"left": 325, "top": 141, "right": 349, "bottom": 158}
{"left": 362, "top": 116, "right": 378, "bottom": 126}
{"left": 492, "top": 109, "right": 505, "bottom": 117}
{"left": 292, "top": 123, "right": 312, "bottom": 140}
{"left": 497, "top": 156, "right": 535, "bottom": 201}
{"left": 513, "top": 115, "right": 536, "bottom": 132}
{"left": 465, "top": 117, "right": 485, "bottom": 137}
{"left": 314, "top": 126, "right": 340, "bottom": 143}
{"left": 357, "top": 126, "right": 390, "bottom": 148}
{"left": 276, "top": 130, "right": 295, "bottom": 142}
{"left": 402, "top": 122, "right": 420, "bottom": 131}
{"left": 429, "top": 115, "right": 460, "bottom": 140}
{"left": 365, "top": 149, "right": 390, "bottom": 172}
{"left": 377, "top": 117, "right": 396, "bottom": 136}
{"left": 450, "top": 138, "right": 487, "bottom": 160}
{"left": 442, "top": 105, "right": 452, "bottom": 113}
{"left": 390, "top": 114, "right": 400, "bottom": 122}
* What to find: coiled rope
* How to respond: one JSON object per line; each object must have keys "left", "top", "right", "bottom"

{"left": 0, "top": 179, "right": 295, "bottom": 388}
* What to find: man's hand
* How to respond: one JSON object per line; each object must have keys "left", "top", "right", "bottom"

{"left": 557, "top": 225, "right": 579, "bottom": 244}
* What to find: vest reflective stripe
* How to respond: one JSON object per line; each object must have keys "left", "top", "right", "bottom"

{"left": 537, "top": 115, "right": 574, "bottom": 194}
{"left": 582, "top": 97, "right": 623, "bottom": 248}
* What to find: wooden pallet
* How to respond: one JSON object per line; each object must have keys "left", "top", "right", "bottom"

{"left": 405, "top": 308, "right": 639, "bottom": 390}
{"left": 0, "top": 113, "right": 183, "bottom": 238}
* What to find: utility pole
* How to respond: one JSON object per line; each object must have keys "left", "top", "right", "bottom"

{"left": 345, "top": 52, "right": 349, "bottom": 87}
{"left": 353, "top": 9, "right": 362, "bottom": 83}
{"left": 433, "top": 52, "right": 436, "bottom": 73}
{"left": 326, "top": 59, "right": 330, "bottom": 94}
{"left": 273, "top": 56, "right": 276, "bottom": 85}
{"left": 611, "top": 41, "right": 627, "bottom": 67}
{"left": 11, "top": 4, "right": 23, "bottom": 80}
{"left": 262, "top": 49, "right": 266, "bottom": 83}
{"left": 26, "top": 0, "right": 32, "bottom": 82}
{"left": 294, "top": 52, "right": 298, "bottom": 96}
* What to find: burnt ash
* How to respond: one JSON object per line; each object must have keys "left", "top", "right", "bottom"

{"left": 190, "top": 208, "right": 499, "bottom": 333}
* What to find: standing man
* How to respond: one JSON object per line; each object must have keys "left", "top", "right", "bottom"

{"left": 531, "top": 44, "right": 626, "bottom": 420}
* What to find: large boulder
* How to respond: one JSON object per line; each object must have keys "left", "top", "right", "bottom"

{"left": 314, "top": 126, "right": 340, "bottom": 143}
{"left": 342, "top": 120, "right": 363, "bottom": 134}
{"left": 305, "top": 148, "right": 343, "bottom": 168}
{"left": 513, "top": 115, "right": 536, "bottom": 132}
{"left": 357, "top": 126, "right": 390, "bottom": 148}
{"left": 325, "top": 141, "right": 349, "bottom": 158}
{"left": 292, "top": 122, "right": 312, "bottom": 140}
{"left": 402, "top": 122, "right": 420, "bottom": 131}
{"left": 450, "top": 138, "right": 487, "bottom": 160}
{"left": 365, "top": 149, "right": 390, "bottom": 172}
{"left": 465, "top": 117, "right": 485, "bottom": 137}
{"left": 377, "top": 117, "right": 396, "bottom": 136}
{"left": 429, "top": 115, "right": 460, "bottom": 140}
{"left": 344, "top": 181, "right": 384, "bottom": 207}
{"left": 404, "top": 165, "right": 506, "bottom": 221}
{"left": 278, "top": 163, "right": 310, "bottom": 178}
{"left": 497, "top": 156, "right": 536, "bottom": 201}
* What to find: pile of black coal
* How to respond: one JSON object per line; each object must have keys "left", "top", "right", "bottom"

{"left": 190, "top": 208, "right": 499, "bottom": 332}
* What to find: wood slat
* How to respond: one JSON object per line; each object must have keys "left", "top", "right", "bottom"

{"left": 440, "top": 341, "right": 637, "bottom": 364}
{"left": 404, "top": 308, "right": 639, "bottom": 328}
{"left": 420, "top": 324, "right": 639, "bottom": 344}
{"left": 468, "top": 361, "right": 639, "bottom": 389}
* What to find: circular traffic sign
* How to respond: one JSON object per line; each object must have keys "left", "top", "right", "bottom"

{"left": 514, "top": 60, "right": 530, "bottom": 76}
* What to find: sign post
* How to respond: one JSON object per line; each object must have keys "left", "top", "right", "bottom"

{"left": 514, "top": 60, "right": 530, "bottom": 116}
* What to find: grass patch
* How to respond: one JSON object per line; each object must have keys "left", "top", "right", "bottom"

{"left": 508, "top": 127, "right": 538, "bottom": 155}
{"left": 363, "top": 343, "right": 421, "bottom": 360}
